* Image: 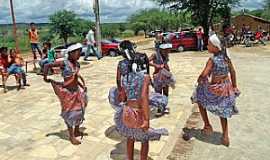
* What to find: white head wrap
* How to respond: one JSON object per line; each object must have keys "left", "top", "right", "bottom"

{"left": 67, "top": 43, "right": 83, "bottom": 53}
{"left": 159, "top": 43, "right": 172, "bottom": 49}
{"left": 209, "top": 34, "right": 222, "bottom": 51}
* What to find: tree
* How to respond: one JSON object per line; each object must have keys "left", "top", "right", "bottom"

{"left": 49, "top": 10, "right": 77, "bottom": 45}
{"left": 74, "top": 18, "right": 95, "bottom": 38}
{"left": 101, "top": 24, "right": 120, "bottom": 38}
{"left": 119, "top": 23, "right": 127, "bottom": 32}
{"left": 262, "top": 0, "right": 270, "bottom": 20}
{"left": 152, "top": 0, "right": 240, "bottom": 35}
{"left": 128, "top": 8, "right": 191, "bottom": 35}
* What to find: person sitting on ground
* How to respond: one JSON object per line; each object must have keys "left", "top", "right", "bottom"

{"left": 0, "top": 47, "right": 9, "bottom": 92}
{"left": 7, "top": 49, "right": 30, "bottom": 90}
{"left": 39, "top": 42, "right": 56, "bottom": 74}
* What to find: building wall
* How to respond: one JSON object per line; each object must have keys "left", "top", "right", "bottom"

{"left": 233, "top": 15, "right": 270, "bottom": 32}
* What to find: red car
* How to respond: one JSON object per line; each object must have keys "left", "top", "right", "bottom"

{"left": 82, "top": 40, "right": 120, "bottom": 57}
{"left": 100, "top": 40, "right": 120, "bottom": 57}
{"left": 169, "top": 31, "right": 208, "bottom": 52}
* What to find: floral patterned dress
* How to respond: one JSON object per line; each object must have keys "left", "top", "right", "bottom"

{"left": 191, "top": 53, "right": 239, "bottom": 118}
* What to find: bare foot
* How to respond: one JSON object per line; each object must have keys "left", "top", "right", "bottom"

{"left": 17, "top": 84, "right": 22, "bottom": 91}
{"left": 201, "top": 125, "right": 213, "bottom": 136}
{"left": 74, "top": 131, "right": 84, "bottom": 137}
{"left": 69, "top": 137, "right": 81, "bottom": 145}
{"left": 3, "top": 88, "right": 7, "bottom": 93}
{"left": 221, "top": 137, "right": 230, "bottom": 147}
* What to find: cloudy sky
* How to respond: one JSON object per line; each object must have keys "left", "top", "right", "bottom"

{"left": 0, "top": 0, "right": 265, "bottom": 24}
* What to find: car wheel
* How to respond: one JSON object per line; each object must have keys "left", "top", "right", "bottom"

{"left": 177, "top": 46, "right": 184, "bottom": 52}
{"left": 109, "top": 50, "right": 117, "bottom": 57}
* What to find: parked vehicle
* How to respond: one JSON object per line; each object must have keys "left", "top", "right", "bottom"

{"left": 169, "top": 31, "right": 208, "bottom": 52}
{"left": 146, "top": 31, "right": 156, "bottom": 38}
{"left": 81, "top": 40, "right": 120, "bottom": 57}
{"left": 109, "top": 38, "right": 122, "bottom": 44}
{"left": 243, "top": 31, "right": 255, "bottom": 47}
{"left": 101, "top": 40, "right": 120, "bottom": 57}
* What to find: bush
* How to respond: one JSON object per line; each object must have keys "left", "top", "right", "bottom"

{"left": 119, "top": 30, "right": 134, "bottom": 38}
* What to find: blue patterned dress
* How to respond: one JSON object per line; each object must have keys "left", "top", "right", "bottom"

{"left": 114, "top": 72, "right": 168, "bottom": 142}
{"left": 152, "top": 53, "right": 176, "bottom": 92}
{"left": 108, "top": 59, "right": 168, "bottom": 111}
{"left": 191, "top": 53, "right": 239, "bottom": 118}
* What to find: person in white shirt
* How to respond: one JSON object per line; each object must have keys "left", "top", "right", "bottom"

{"left": 84, "top": 26, "right": 102, "bottom": 60}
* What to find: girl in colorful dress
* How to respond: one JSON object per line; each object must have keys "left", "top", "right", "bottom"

{"left": 114, "top": 48, "right": 168, "bottom": 160}
{"left": 43, "top": 43, "right": 88, "bottom": 145}
{"left": 149, "top": 43, "right": 175, "bottom": 114}
{"left": 191, "top": 34, "right": 240, "bottom": 147}
{"left": 109, "top": 41, "right": 168, "bottom": 115}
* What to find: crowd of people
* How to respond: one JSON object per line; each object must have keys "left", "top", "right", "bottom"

{"left": 0, "top": 21, "right": 244, "bottom": 159}
{"left": 223, "top": 24, "right": 268, "bottom": 47}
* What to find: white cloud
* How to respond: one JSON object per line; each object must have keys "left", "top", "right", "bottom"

{"left": 0, "top": 0, "right": 157, "bottom": 24}
{"left": 238, "top": 0, "right": 264, "bottom": 10}
{"left": 0, "top": 0, "right": 265, "bottom": 24}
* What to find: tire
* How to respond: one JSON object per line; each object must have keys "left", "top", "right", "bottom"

{"left": 177, "top": 46, "right": 184, "bottom": 52}
{"left": 109, "top": 50, "right": 117, "bottom": 57}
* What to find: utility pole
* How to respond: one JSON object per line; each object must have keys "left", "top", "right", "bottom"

{"left": 93, "top": 0, "right": 102, "bottom": 54}
{"left": 9, "top": 0, "right": 20, "bottom": 53}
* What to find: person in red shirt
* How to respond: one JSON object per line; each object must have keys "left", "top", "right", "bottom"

{"left": 7, "top": 49, "right": 30, "bottom": 89}
{"left": 255, "top": 27, "right": 266, "bottom": 45}
{"left": 0, "top": 47, "right": 10, "bottom": 93}
{"left": 196, "top": 27, "right": 204, "bottom": 51}
{"left": 29, "top": 22, "right": 42, "bottom": 64}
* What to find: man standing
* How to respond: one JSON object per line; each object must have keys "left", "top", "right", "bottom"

{"left": 84, "top": 26, "right": 102, "bottom": 61}
{"left": 29, "top": 22, "right": 42, "bottom": 61}
{"left": 196, "top": 27, "right": 204, "bottom": 52}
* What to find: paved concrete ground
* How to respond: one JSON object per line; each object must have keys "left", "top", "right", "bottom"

{"left": 168, "top": 45, "right": 270, "bottom": 160}
{"left": 0, "top": 42, "right": 195, "bottom": 160}
{"left": 1, "top": 43, "right": 270, "bottom": 160}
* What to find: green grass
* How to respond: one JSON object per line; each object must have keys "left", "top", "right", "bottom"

{"left": 0, "top": 23, "right": 135, "bottom": 56}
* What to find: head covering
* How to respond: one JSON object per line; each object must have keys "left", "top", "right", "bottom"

{"left": 67, "top": 43, "right": 82, "bottom": 53}
{"left": 159, "top": 43, "right": 172, "bottom": 49}
{"left": 209, "top": 34, "right": 222, "bottom": 50}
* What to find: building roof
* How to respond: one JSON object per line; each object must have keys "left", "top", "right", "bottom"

{"left": 234, "top": 13, "right": 270, "bottom": 24}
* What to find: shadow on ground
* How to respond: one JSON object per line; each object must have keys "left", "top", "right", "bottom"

{"left": 0, "top": 85, "right": 18, "bottom": 92}
{"left": 183, "top": 127, "right": 223, "bottom": 145}
{"left": 46, "top": 127, "right": 88, "bottom": 141}
{"left": 105, "top": 125, "right": 153, "bottom": 160}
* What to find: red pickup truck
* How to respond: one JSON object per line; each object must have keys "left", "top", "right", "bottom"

{"left": 169, "top": 31, "right": 208, "bottom": 52}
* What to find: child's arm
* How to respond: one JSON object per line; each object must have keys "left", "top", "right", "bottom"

{"left": 228, "top": 59, "right": 237, "bottom": 88}
{"left": 149, "top": 54, "right": 163, "bottom": 69}
{"left": 140, "top": 75, "right": 150, "bottom": 132}
{"left": 43, "top": 61, "right": 64, "bottom": 82}
{"left": 77, "top": 73, "right": 86, "bottom": 91}
{"left": 197, "top": 58, "right": 213, "bottom": 83}
{"left": 116, "top": 66, "right": 121, "bottom": 89}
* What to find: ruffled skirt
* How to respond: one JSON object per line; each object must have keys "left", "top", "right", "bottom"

{"left": 51, "top": 81, "right": 88, "bottom": 127}
{"left": 191, "top": 79, "right": 239, "bottom": 118}
{"left": 108, "top": 87, "right": 168, "bottom": 112}
{"left": 114, "top": 104, "right": 168, "bottom": 142}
